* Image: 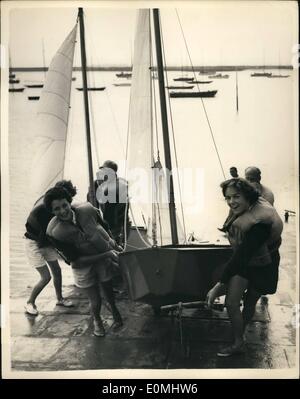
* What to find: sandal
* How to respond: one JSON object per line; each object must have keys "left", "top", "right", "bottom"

{"left": 24, "top": 302, "right": 38, "bottom": 316}
{"left": 56, "top": 299, "right": 74, "bottom": 307}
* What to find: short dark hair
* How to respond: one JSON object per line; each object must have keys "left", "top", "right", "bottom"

{"left": 101, "top": 160, "right": 118, "bottom": 173}
{"left": 220, "top": 178, "right": 259, "bottom": 205}
{"left": 245, "top": 166, "right": 261, "bottom": 182}
{"left": 54, "top": 180, "right": 77, "bottom": 197}
{"left": 44, "top": 187, "right": 72, "bottom": 212}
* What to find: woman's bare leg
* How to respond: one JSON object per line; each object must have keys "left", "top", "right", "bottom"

{"left": 27, "top": 265, "right": 51, "bottom": 305}
{"left": 225, "top": 275, "right": 248, "bottom": 346}
{"left": 242, "top": 287, "right": 261, "bottom": 329}
{"left": 83, "top": 286, "right": 102, "bottom": 323}
{"left": 47, "top": 260, "right": 63, "bottom": 301}
{"left": 101, "top": 280, "right": 123, "bottom": 325}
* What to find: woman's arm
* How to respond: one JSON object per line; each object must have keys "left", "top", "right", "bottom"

{"left": 220, "top": 223, "right": 271, "bottom": 284}
{"left": 72, "top": 250, "right": 119, "bottom": 268}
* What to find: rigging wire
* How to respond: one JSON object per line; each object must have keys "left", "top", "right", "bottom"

{"left": 175, "top": 9, "right": 226, "bottom": 180}
{"left": 159, "top": 11, "right": 187, "bottom": 242}
{"left": 84, "top": 11, "right": 126, "bottom": 161}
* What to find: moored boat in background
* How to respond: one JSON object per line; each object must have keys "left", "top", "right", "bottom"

{"left": 170, "top": 90, "right": 217, "bottom": 98}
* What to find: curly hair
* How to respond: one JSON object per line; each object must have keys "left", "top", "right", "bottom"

{"left": 44, "top": 187, "right": 72, "bottom": 212}
{"left": 54, "top": 180, "right": 77, "bottom": 197}
{"left": 220, "top": 178, "right": 259, "bottom": 205}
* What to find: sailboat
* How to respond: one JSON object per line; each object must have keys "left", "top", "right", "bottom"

{"left": 173, "top": 75, "right": 194, "bottom": 82}
{"left": 8, "top": 52, "right": 24, "bottom": 92}
{"left": 9, "top": 87, "right": 24, "bottom": 93}
{"left": 208, "top": 73, "right": 229, "bottom": 79}
{"left": 186, "top": 80, "right": 212, "bottom": 84}
{"left": 119, "top": 9, "right": 231, "bottom": 311}
{"left": 9, "top": 78, "right": 20, "bottom": 84}
{"left": 267, "top": 52, "right": 290, "bottom": 78}
{"left": 267, "top": 72, "right": 290, "bottom": 78}
{"left": 29, "top": 8, "right": 231, "bottom": 314}
{"left": 166, "top": 85, "right": 195, "bottom": 89}
{"left": 113, "top": 82, "right": 131, "bottom": 87}
{"left": 116, "top": 71, "right": 132, "bottom": 78}
{"left": 169, "top": 90, "right": 217, "bottom": 98}
{"left": 25, "top": 83, "right": 44, "bottom": 88}
{"left": 76, "top": 86, "right": 106, "bottom": 91}
{"left": 251, "top": 51, "right": 272, "bottom": 77}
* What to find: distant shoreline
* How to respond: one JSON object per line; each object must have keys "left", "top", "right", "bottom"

{"left": 10, "top": 65, "right": 293, "bottom": 72}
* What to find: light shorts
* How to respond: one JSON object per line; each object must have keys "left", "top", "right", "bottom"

{"left": 71, "top": 259, "right": 118, "bottom": 289}
{"left": 25, "top": 238, "right": 58, "bottom": 269}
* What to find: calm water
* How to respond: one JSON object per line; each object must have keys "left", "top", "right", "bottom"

{"left": 7, "top": 68, "right": 298, "bottom": 289}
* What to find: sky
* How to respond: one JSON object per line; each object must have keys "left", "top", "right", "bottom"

{"left": 2, "top": 0, "right": 298, "bottom": 68}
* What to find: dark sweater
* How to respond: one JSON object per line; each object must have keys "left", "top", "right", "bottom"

{"left": 24, "top": 201, "right": 53, "bottom": 248}
{"left": 220, "top": 223, "right": 272, "bottom": 283}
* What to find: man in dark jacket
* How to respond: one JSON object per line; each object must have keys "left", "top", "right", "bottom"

{"left": 95, "top": 160, "right": 131, "bottom": 247}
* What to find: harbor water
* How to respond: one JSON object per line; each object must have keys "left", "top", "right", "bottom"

{"left": 7, "top": 68, "right": 298, "bottom": 295}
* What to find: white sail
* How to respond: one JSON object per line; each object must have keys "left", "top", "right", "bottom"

{"left": 126, "top": 10, "right": 153, "bottom": 228}
{"left": 30, "top": 25, "right": 77, "bottom": 199}
{"left": 152, "top": 160, "right": 185, "bottom": 245}
{"left": 126, "top": 10, "right": 185, "bottom": 246}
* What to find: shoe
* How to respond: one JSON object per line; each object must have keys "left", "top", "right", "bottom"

{"left": 217, "top": 343, "right": 246, "bottom": 357}
{"left": 112, "top": 311, "right": 123, "bottom": 331}
{"left": 111, "top": 320, "right": 123, "bottom": 331}
{"left": 93, "top": 320, "right": 105, "bottom": 337}
{"left": 56, "top": 299, "right": 74, "bottom": 307}
{"left": 24, "top": 303, "right": 38, "bottom": 316}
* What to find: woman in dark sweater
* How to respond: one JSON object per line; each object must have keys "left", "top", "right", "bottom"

{"left": 24, "top": 180, "right": 77, "bottom": 315}
{"left": 207, "top": 178, "right": 283, "bottom": 357}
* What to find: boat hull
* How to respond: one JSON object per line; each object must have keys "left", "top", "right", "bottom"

{"left": 119, "top": 244, "right": 232, "bottom": 307}
{"left": 173, "top": 77, "right": 194, "bottom": 82}
{"left": 116, "top": 73, "right": 132, "bottom": 78}
{"left": 170, "top": 90, "right": 217, "bottom": 98}
{"left": 25, "top": 84, "right": 44, "bottom": 88}
{"left": 76, "top": 87, "right": 106, "bottom": 91}
{"left": 9, "top": 88, "right": 24, "bottom": 92}
{"left": 166, "top": 85, "right": 194, "bottom": 89}
{"left": 251, "top": 73, "right": 272, "bottom": 77}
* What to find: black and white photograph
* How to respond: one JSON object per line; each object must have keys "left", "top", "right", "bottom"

{"left": 1, "top": 0, "right": 299, "bottom": 379}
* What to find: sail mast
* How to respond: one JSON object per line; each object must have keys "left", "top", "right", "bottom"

{"left": 153, "top": 9, "right": 178, "bottom": 245}
{"left": 78, "top": 8, "right": 96, "bottom": 206}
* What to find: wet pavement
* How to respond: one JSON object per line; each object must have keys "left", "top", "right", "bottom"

{"left": 5, "top": 219, "right": 298, "bottom": 374}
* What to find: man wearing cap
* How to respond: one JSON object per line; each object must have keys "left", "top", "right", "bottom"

{"left": 95, "top": 160, "right": 131, "bottom": 247}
